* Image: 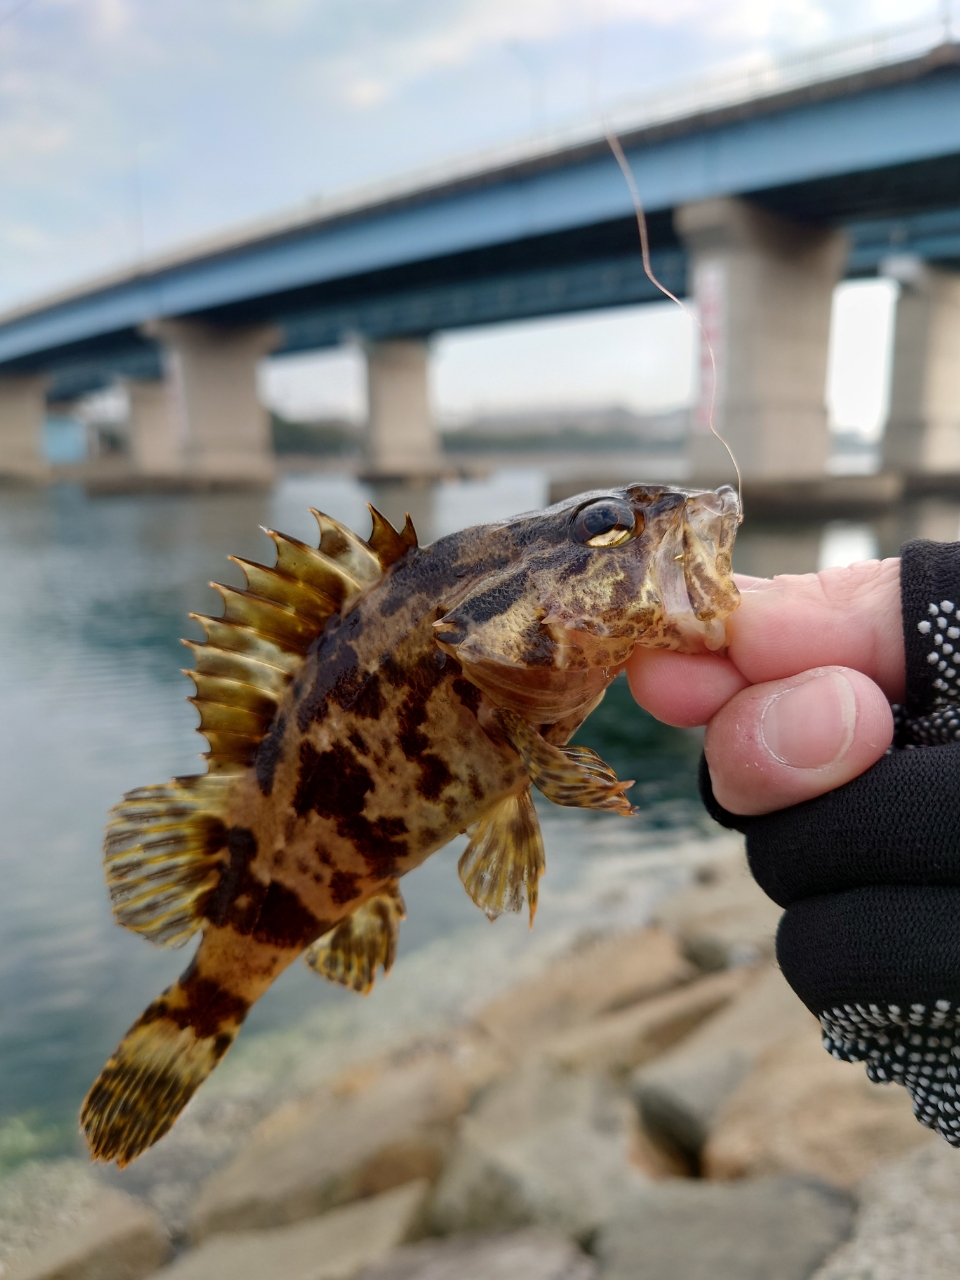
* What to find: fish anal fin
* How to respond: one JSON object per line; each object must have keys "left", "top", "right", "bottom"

{"left": 304, "top": 884, "right": 406, "bottom": 994}
{"left": 103, "top": 775, "right": 234, "bottom": 947}
{"left": 497, "top": 709, "right": 636, "bottom": 816}
{"left": 459, "top": 786, "right": 545, "bottom": 926}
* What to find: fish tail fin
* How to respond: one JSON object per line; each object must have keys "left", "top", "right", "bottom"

{"left": 80, "top": 962, "right": 248, "bottom": 1167}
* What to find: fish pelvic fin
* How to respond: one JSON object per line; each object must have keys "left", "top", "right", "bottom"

{"left": 80, "top": 965, "right": 249, "bottom": 1167}
{"left": 103, "top": 774, "right": 236, "bottom": 948}
{"left": 459, "top": 785, "right": 545, "bottom": 926}
{"left": 496, "top": 709, "right": 636, "bottom": 817}
{"left": 304, "top": 884, "right": 406, "bottom": 994}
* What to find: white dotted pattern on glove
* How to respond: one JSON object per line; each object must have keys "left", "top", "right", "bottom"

{"left": 822, "top": 1002, "right": 960, "bottom": 1146}
{"left": 919, "top": 601, "right": 960, "bottom": 700}
{"left": 823, "top": 601, "right": 960, "bottom": 1143}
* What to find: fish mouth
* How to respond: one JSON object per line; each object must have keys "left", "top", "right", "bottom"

{"left": 651, "top": 484, "right": 740, "bottom": 652}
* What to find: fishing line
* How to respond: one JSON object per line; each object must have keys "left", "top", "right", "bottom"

{"left": 604, "top": 126, "right": 744, "bottom": 521}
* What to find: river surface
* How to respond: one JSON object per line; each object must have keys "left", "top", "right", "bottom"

{"left": 1, "top": 469, "right": 957, "bottom": 1170}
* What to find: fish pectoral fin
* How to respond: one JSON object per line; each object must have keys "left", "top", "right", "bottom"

{"left": 103, "top": 774, "right": 236, "bottom": 948}
{"left": 459, "top": 786, "right": 545, "bottom": 926}
{"left": 304, "top": 884, "right": 406, "bottom": 995}
{"left": 496, "top": 709, "right": 636, "bottom": 816}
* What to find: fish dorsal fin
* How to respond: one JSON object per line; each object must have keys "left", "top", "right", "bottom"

{"left": 185, "top": 509, "right": 415, "bottom": 776}
{"left": 312, "top": 507, "right": 384, "bottom": 581}
{"left": 108, "top": 507, "right": 418, "bottom": 949}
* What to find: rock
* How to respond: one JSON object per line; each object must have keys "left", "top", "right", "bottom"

{"left": 429, "top": 1063, "right": 646, "bottom": 1242}
{"left": 653, "top": 848, "right": 781, "bottom": 970}
{"left": 810, "top": 1140, "right": 960, "bottom": 1279}
{"left": 596, "top": 1175, "right": 854, "bottom": 1280}
{"left": 156, "top": 1181, "right": 429, "bottom": 1280}
{"left": 474, "top": 928, "right": 695, "bottom": 1057}
{"left": 703, "top": 1022, "right": 931, "bottom": 1186}
{"left": 631, "top": 964, "right": 813, "bottom": 1161}
{"left": 538, "top": 967, "right": 752, "bottom": 1075}
{"left": 0, "top": 1161, "right": 104, "bottom": 1266}
{"left": 2, "top": 1176, "right": 170, "bottom": 1280}
{"left": 354, "top": 1228, "right": 596, "bottom": 1279}
{"left": 189, "top": 1052, "right": 468, "bottom": 1241}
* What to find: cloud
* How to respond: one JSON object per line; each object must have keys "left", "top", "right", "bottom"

{"left": 0, "top": 0, "right": 942, "bottom": 310}
{"left": 0, "top": 221, "right": 55, "bottom": 251}
{"left": 300, "top": 0, "right": 930, "bottom": 107}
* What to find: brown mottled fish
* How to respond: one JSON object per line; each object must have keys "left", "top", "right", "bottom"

{"left": 81, "top": 483, "right": 740, "bottom": 1166}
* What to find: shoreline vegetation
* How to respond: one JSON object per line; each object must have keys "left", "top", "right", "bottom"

{"left": 0, "top": 829, "right": 947, "bottom": 1280}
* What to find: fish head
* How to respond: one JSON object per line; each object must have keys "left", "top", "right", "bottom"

{"left": 433, "top": 483, "right": 740, "bottom": 723}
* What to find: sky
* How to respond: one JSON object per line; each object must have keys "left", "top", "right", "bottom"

{"left": 0, "top": 0, "right": 941, "bottom": 427}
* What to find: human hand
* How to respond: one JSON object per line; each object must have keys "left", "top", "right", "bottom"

{"left": 629, "top": 543, "right": 960, "bottom": 1150}
{"left": 626, "top": 558, "right": 904, "bottom": 815}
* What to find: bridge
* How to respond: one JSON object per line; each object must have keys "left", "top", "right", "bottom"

{"left": 2, "top": 17, "right": 960, "bottom": 488}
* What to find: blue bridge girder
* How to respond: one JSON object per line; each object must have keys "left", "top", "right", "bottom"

{"left": 1, "top": 38, "right": 958, "bottom": 403}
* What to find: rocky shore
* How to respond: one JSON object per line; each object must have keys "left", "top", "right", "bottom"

{"left": 1, "top": 831, "right": 957, "bottom": 1280}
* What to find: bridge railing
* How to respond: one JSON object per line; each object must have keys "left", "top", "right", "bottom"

{"left": 603, "top": 11, "right": 953, "bottom": 137}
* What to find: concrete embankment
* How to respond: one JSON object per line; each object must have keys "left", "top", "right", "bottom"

{"left": 0, "top": 836, "right": 947, "bottom": 1280}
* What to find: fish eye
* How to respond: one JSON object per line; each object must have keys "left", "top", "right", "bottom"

{"left": 571, "top": 499, "right": 642, "bottom": 548}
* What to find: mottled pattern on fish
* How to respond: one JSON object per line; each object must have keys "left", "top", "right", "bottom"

{"left": 81, "top": 483, "right": 739, "bottom": 1166}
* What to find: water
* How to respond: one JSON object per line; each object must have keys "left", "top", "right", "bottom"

{"left": 1, "top": 470, "right": 956, "bottom": 1169}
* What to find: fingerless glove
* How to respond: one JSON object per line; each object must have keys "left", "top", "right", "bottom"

{"left": 701, "top": 540, "right": 960, "bottom": 1145}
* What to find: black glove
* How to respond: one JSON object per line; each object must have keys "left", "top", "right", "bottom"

{"left": 701, "top": 540, "right": 960, "bottom": 1146}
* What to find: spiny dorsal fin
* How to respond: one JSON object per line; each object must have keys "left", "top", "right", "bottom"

{"left": 367, "top": 504, "right": 411, "bottom": 568}
{"left": 400, "top": 512, "right": 418, "bottom": 549}
{"left": 186, "top": 510, "right": 391, "bottom": 775}
{"left": 107, "top": 509, "right": 404, "bottom": 950}
{"left": 312, "top": 508, "right": 383, "bottom": 583}
{"left": 103, "top": 774, "right": 234, "bottom": 947}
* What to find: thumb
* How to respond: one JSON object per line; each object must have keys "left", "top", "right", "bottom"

{"left": 704, "top": 666, "right": 894, "bottom": 816}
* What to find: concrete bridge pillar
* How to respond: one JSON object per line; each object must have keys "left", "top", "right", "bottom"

{"left": 0, "top": 374, "right": 50, "bottom": 482}
{"left": 126, "top": 376, "right": 182, "bottom": 477}
{"left": 676, "top": 197, "right": 848, "bottom": 485}
{"left": 363, "top": 339, "right": 441, "bottom": 478}
{"left": 882, "top": 261, "right": 960, "bottom": 477}
{"left": 131, "top": 320, "right": 279, "bottom": 485}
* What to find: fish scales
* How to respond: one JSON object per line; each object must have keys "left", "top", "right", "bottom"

{"left": 81, "top": 483, "right": 741, "bottom": 1167}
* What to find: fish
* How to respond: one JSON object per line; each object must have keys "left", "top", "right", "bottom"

{"left": 80, "top": 482, "right": 740, "bottom": 1166}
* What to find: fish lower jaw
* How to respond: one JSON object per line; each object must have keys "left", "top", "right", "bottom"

{"left": 639, "top": 612, "right": 729, "bottom": 654}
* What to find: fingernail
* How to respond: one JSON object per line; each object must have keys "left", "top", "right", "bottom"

{"left": 759, "top": 672, "right": 857, "bottom": 769}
